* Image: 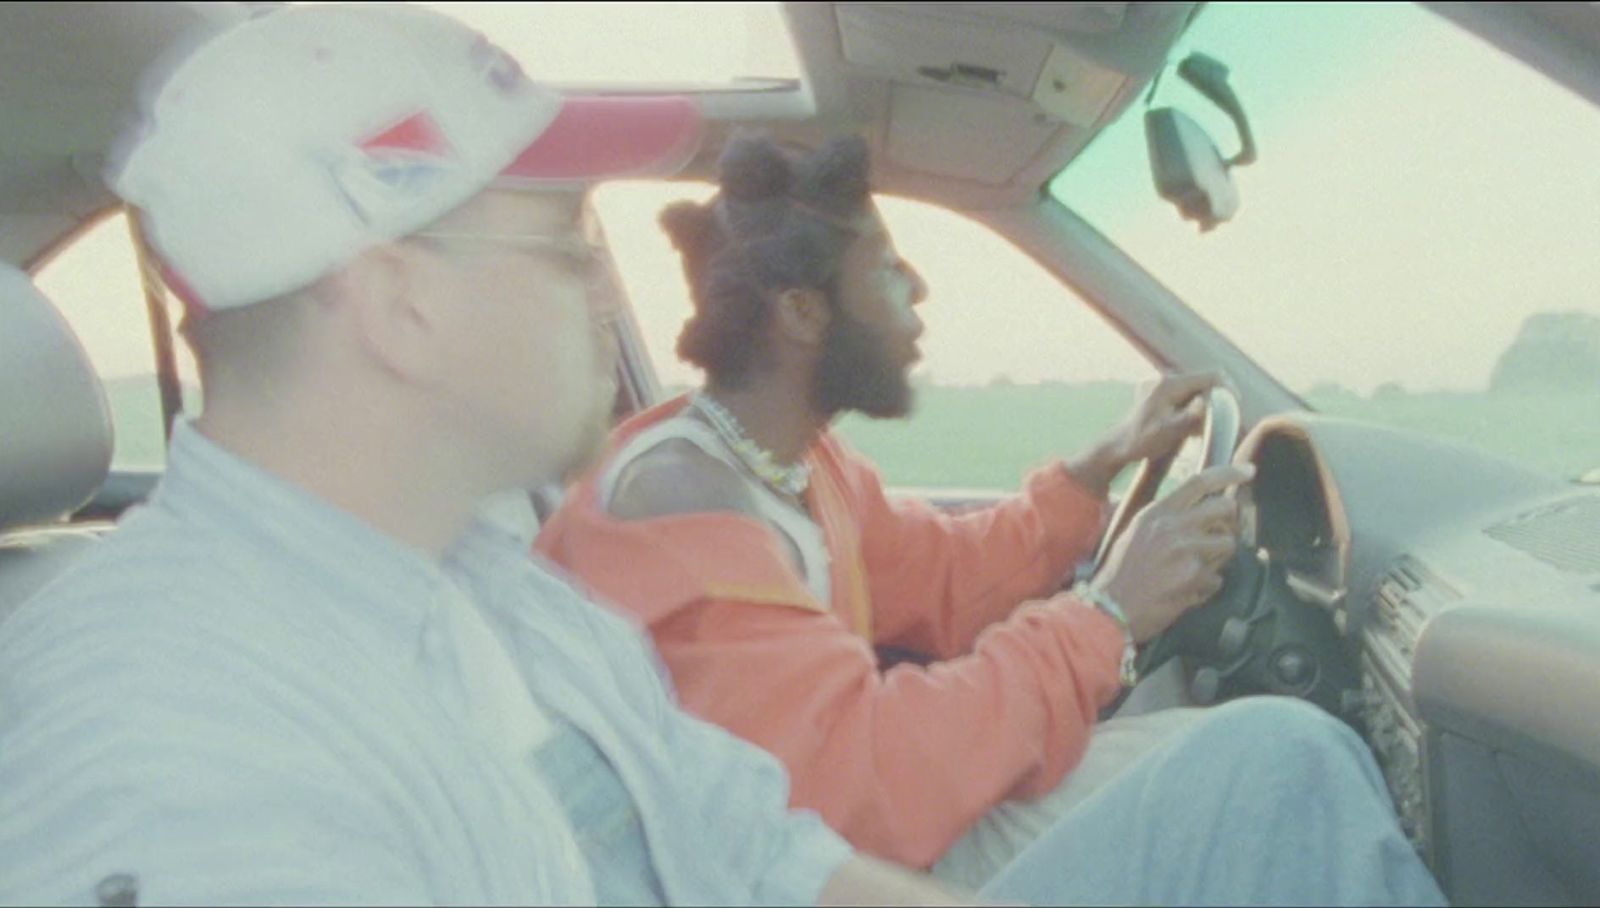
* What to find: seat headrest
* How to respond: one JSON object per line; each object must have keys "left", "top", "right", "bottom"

{"left": 0, "top": 265, "right": 114, "bottom": 531}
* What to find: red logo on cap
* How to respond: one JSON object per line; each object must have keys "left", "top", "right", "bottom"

{"left": 360, "top": 111, "right": 454, "bottom": 158}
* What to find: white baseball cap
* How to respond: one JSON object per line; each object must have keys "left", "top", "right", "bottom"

{"left": 108, "top": 2, "right": 702, "bottom": 314}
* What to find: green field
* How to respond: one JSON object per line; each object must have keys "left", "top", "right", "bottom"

{"left": 100, "top": 378, "right": 193, "bottom": 471}
{"left": 836, "top": 384, "right": 1600, "bottom": 491}
{"left": 102, "top": 377, "right": 1599, "bottom": 490}
{"left": 832, "top": 382, "right": 1140, "bottom": 490}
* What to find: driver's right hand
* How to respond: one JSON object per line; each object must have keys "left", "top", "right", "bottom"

{"left": 1090, "top": 463, "right": 1254, "bottom": 643}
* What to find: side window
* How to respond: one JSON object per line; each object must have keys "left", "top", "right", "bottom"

{"left": 592, "top": 182, "right": 1157, "bottom": 493}
{"left": 33, "top": 211, "right": 199, "bottom": 471}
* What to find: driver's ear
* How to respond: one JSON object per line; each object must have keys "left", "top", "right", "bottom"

{"left": 774, "top": 287, "right": 831, "bottom": 347}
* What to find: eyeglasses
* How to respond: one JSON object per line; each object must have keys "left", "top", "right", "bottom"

{"left": 408, "top": 228, "right": 621, "bottom": 325}
{"left": 408, "top": 230, "right": 602, "bottom": 272}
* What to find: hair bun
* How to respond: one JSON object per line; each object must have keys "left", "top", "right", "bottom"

{"left": 718, "top": 134, "right": 793, "bottom": 201}
{"left": 659, "top": 200, "right": 717, "bottom": 257}
{"left": 802, "top": 135, "right": 871, "bottom": 208}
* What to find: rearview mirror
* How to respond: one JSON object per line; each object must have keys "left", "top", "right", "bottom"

{"left": 1145, "top": 52, "right": 1256, "bottom": 232}
{"left": 1146, "top": 108, "right": 1238, "bottom": 231}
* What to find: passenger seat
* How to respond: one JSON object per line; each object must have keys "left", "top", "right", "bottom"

{"left": 0, "top": 265, "right": 115, "bottom": 627}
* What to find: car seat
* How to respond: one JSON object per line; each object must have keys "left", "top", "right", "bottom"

{"left": 0, "top": 264, "right": 115, "bottom": 627}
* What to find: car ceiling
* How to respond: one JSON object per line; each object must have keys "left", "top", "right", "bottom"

{"left": 713, "top": 2, "right": 1202, "bottom": 211}
{"left": 0, "top": 1, "right": 1201, "bottom": 268}
{"left": 4, "top": 2, "right": 1600, "bottom": 272}
{"left": 0, "top": 2, "right": 250, "bottom": 268}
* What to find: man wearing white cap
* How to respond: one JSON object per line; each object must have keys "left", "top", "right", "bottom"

{"left": 0, "top": 3, "right": 980, "bottom": 905}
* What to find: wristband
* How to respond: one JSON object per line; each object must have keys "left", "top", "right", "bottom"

{"left": 1073, "top": 582, "right": 1139, "bottom": 689}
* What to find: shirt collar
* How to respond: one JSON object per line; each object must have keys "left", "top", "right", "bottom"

{"left": 153, "top": 420, "right": 458, "bottom": 637}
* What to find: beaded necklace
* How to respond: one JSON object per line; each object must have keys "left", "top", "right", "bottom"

{"left": 687, "top": 391, "right": 811, "bottom": 499}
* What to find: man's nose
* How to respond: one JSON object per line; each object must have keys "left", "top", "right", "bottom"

{"left": 906, "top": 260, "right": 930, "bottom": 307}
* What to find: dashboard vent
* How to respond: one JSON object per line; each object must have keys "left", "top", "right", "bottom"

{"left": 1367, "top": 556, "right": 1458, "bottom": 684}
{"left": 1485, "top": 495, "right": 1600, "bottom": 574}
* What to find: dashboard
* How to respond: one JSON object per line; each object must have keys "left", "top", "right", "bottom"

{"left": 1220, "top": 413, "right": 1600, "bottom": 906}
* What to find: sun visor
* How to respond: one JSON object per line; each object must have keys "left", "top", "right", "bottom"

{"left": 834, "top": 3, "right": 1129, "bottom": 129}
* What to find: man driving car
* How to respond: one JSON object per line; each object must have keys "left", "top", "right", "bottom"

{"left": 537, "top": 133, "right": 1447, "bottom": 900}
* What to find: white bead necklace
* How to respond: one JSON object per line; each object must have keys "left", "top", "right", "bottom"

{"left": 688, "top": 391, "right": 811, "bottom": 499}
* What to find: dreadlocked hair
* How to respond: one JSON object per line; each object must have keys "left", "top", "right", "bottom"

{"left": 660, "top": 133, "right": 873, "bottom": 387}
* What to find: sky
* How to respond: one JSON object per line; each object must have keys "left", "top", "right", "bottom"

{"left": 35, "top": 2, "right": 1600, "bottom": 397}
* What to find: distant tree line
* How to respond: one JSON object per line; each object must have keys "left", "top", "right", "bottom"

{"left": 1489, "top": 311, "right": 1600, "bottom": 394}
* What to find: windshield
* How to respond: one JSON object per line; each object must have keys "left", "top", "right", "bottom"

{"left": 1051, "top": 1, "right": 1600, "bottom": 482}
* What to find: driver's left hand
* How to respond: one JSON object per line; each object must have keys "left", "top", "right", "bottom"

{"left": 1099, "top": 370, "right": 1221, "bottom": 465}
{"left": 1062, "top": 371, "right": 1224, "bottom": 500}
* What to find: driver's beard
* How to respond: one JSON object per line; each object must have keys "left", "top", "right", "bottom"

{"left": 812, "top": 308, "right": 914, "bottom": 419}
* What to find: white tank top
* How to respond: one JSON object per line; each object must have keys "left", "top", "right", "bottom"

{"left": 597, "top": 416, "right": 832, "bottom": 604}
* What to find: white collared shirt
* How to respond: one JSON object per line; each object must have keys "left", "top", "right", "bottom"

{"left": 0, "top": 423, "right": 850, "bottom": 906}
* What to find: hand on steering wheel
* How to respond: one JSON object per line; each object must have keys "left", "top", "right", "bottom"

{"left": 1084, "top": 383, "right": 1251, "bottom": 676}
{"left": 1093, "top": 462, "right": 1252, "bottom": 641}
{"left": 1091, "top": 377, "right": 1241, "bottom": 572}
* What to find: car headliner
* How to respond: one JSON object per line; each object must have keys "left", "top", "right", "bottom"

{"left": 3, "top": 2, "right": 1599, "bottom": 272}
{"left": 0, "top": 1, "right": 1188, "bottom": 267}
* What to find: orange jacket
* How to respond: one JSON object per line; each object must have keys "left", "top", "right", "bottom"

{"left": 536, "top": 396, "right": 1126, "bottom": 867}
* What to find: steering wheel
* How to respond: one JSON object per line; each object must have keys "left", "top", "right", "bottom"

{"left": 1092, "top": 385, "right": 1241, "bottom": 573}
{"left": 1089, "top": 386, "right": 1251, "bottom": 689}
{"left": 1086, "top": 386, "right": 1363, "bottom": 717}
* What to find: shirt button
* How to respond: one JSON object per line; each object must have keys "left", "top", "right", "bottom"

{"left": 95, "top": 874, "right": 139, "bottom": 908}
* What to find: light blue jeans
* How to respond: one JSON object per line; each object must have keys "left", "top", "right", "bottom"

{"left": 538, "top": 696, "right": 1445, "bottom": 906}
{"left": 978, "top": 696, "right": 1449, "bottom": 907}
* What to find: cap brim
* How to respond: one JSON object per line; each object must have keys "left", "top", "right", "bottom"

{"left": 500, "top": 95, "right": 702, "bottom": 183}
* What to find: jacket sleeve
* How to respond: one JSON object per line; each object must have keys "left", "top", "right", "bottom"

{"left": 648, "top": 585, "right": 1127, "bottom": 869}
{"left": 831, "top": 440, "right": 1109, "bottom": 659}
